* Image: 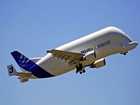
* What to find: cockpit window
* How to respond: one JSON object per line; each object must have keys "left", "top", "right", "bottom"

{"left": 124, "top": 33, "right": 133, "bottom": 42}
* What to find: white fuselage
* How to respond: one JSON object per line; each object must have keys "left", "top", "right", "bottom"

{"left": 35, "top": 26, "right": 137, "bottom": 77}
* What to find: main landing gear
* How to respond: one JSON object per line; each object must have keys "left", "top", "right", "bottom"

{"left": 76, "top": 64, "right": 85, "bottom": 74}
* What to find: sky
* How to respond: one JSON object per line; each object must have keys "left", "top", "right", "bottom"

{"left": 0, "top": 0, "right": 140, "bottom": 105}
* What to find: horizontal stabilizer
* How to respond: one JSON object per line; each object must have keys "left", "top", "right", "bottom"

{"left": 16, "top": 72, "right": 32, "bottom": 77}
{"left": 18, "top": 77, "right": 29, "bottom": 83}
{"left": 7, "top": 64, "right": 32, "bottom": 83}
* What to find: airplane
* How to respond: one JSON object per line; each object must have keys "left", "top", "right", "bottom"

{"left": 7, "top": 26, "right": 138, "bottom": 83}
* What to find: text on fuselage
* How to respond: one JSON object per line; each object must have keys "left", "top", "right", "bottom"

{"left": 81, "top": 40, "right": 111, "bottom": 54}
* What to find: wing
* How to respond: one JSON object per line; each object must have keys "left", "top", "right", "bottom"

{"left": 47, "top": 49, "right": 83, "bottom": 66}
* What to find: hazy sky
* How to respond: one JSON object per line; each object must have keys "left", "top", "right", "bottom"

{"left": 0, "top": 0, "right": 140, "bottom": 105}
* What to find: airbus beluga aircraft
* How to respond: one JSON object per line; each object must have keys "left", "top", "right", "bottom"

{"left": 7, "top": 26, "right": 138, "bottom": 83}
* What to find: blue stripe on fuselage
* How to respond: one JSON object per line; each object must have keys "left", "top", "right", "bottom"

{"left": 29, "top": 64, "right": 54, "bottom": 78}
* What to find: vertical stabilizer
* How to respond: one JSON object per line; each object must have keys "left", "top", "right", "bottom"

{"left": 10, "top": 51, "right": 54, "bottom": 78}
{"left": 11, "top": 51, "right": 35, "bottom": 72}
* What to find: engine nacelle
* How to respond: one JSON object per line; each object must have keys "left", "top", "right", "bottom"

{"left": 91, "top": 58, "right": 106, "bottom": 68}
{"left": 83, "top": 51, "right": 96, "bottom": 61}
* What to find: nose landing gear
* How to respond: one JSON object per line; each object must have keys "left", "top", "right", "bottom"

{"left": 121, "top": 51, "right": 128, "bottom": 55}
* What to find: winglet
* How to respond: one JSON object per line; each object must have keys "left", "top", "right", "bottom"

{"left": 7, "top": 64, "right": 17, "bottom": 76}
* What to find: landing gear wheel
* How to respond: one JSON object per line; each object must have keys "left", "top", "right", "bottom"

{"left": 80, "top": 72, "right": 82, "bottom": 74}
{"left": 121, "top": 51, "right": 128, "bottom": 55}
{"left": 83, "top": 69, "right": 86, "bottom": 73}
{"left": 123, "top": 53, "right": 126, "bottom": 55}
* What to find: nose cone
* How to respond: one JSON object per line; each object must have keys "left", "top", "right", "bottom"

{"left": 131, "top": 41, "right": 138, "bottom": 47}
{"left": 134, "top": 41, "right": 138, "bottom": 47}
{"left": 129, "top": 41, "right": 138, "bottom": 49}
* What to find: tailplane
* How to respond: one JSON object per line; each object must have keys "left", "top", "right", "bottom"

{"left": 18, "top": 77, "right": 29, "bottom": 83}
{"left": 7, "top": 64, "right": 32, "bottom": 83}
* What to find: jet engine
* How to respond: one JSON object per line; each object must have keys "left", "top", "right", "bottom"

{"left": 91, "top": 58, "right": 106, "bottom": 68}
{"left": 82, "top": 51, "right": 96, "bottom": 61}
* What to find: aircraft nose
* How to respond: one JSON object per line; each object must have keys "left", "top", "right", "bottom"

{"left": 129, "top": 41, "right": 138, "bottom": 49}
{"left": 132, "top": 41, "right": 138, "bottom": 47}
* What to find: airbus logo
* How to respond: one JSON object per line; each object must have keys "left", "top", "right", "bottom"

{"left": 18, "top": 55, "right": 30, "bottom": 67}
{"left": 81, "top": 40, "right": 111, "bottom": 54}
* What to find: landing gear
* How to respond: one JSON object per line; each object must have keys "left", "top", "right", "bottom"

{"left": 76, "top": 64, "right": 86, "bottom": 74}
{"left": 80, "top": 72, "right": 82, "bottom": 74}
{"left": 79, "top": 69, "right": 86, "bottom": 74}
{"left": 83, "top": 69, "right": 86, "bottom": 73}
{"left": 121, "top": 51, "right": 128, "bottom": 55}
{"left": 123, "top": 53, "right": 126, "bottom": 55}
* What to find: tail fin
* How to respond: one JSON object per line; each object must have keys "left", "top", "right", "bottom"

{"left": 11, "top": 51, "right": 35, "bottom": 72}
{"left": 11, "top": 51, "right": 54, "bottom": 78}
{"left": 20, "top": 57, "right": 42, "bottom": 72}
{"left": 7, "top": 64, "right": 17, "bottom": 76}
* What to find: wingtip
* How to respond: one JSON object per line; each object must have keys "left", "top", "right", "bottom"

{"left": 47, "top": 50, "right": 50, "bottom": 53}
{"left": 47, "top": 49, "right": 55, "bottom": 53}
